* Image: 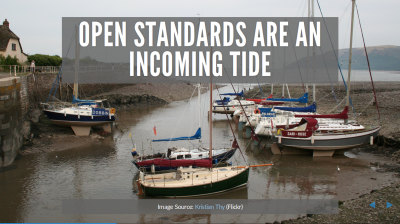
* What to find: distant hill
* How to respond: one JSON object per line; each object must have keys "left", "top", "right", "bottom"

{"left": 339, "top": 45, "right": 400, "bottom": 71}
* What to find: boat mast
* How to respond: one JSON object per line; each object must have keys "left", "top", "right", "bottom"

{"left": 312, "top": 0, "right": 316, "bottom": 103}
{"left": 198, "top": 83, "right": 202, "bottom": 147}
{"left": 73, "top": 26, "right": 79, "bottom": 100}
{"left": 209, "top": 47, "right": 213, "bottom": 160}
{"left": 346, "top": 0, "right": 356, "bottom": 123}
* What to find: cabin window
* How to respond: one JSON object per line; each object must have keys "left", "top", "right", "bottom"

{"left": 187, "top": 176, "right": 190, "bottom": 178}
{"left": 199, "top": 154, "right": 202, "bottom": 157}
{"left": 196, "top": 175, "right": 199, "bottom": 177}
{"left": 12, "top": 43, "right": 16, "bottom": 51}
{"left": 177, "top": 155, "right": 183, "bottom": 159}
{"left": 185, "top": 154, "right": 191, "bottom": 158}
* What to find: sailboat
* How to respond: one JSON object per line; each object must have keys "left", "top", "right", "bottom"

{"left": 132, "top": 84, "right": 237, "bottom": 172}
{"left": 271, "top": 0, "right": 381, "bottom": 157}
{"left": 42, "top": 26, "right": 115, "bottom": 136}
{"left": 212, "top": 90, "right": 255, "bottom": 114}
{"left": 137, "top": 83, "right": 253, "bottom": 197}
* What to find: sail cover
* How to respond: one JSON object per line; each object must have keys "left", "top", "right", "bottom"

{"left": 267, "top": 93, "right": 308, "bottom": 103}
{"left": 72, "top": 95, "right": 96, "bottom": 105}
{"left": 220, "top": 90, "right": 244, "bottom": 97}
{"left": 295, "top": 106, "right": 348, "bottom": 120}
{"left": 152, "top": 128, "right": 201, "bottom": 142}
{"left": 135, "top": 158, "right": 212, "bottom": 168}
{"left": 246, "top": 94, "right": 273, "bottom": 104}
{"left": 275, "top": 102, "right": 317, "bottom": 112}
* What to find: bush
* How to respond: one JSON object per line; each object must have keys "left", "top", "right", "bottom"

{"left": 27, "top": 54, "right": 62, "bottom": 66}
{"left": 0, "top": 54, "right": 20, "bottom": 66}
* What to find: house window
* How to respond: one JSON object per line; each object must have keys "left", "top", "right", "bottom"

{"left": 12, "top": 43, "right": 16, "bottom": 51}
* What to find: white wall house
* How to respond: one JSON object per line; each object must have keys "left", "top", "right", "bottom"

{"left": 0, "top": 19, "right": 28, "bottom": 64}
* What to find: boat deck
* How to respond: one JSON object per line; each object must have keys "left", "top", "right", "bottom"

{"left": 141, "top": 166, "right": 247, "bottom": 187}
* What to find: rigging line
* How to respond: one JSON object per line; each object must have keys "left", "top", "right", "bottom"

{"left": 317, "top": 43, "right": 339, "bottom": 104}
{"left": 339, "top": 1, "right": 352, "bottom": 24}
{"left": 341, "top": 14, "right": 352, "bottom": 54}
{"left": 165, "top": 87, "right": 197, "bottom": 149}
{"left": 315, "top": 0, "right": 356, "bottom": 116}
{"left": 46, "top": 29, "right": 75, "bottom": 103}
{"left": 355, "top": 4, "right": 380, "bottom": 119}
{"left": 287, "top": 24, "right": 306, "bottom": 93}
{"left": 255, "top": 76, "right": 264, "bottom": 98}
{"left": 223, "top": 66, "right": 271, "bottom": 160}
{"left": 153, "top": 83, "right": 176, "bottom": 127}
{"left": 296, "top": 0, "right": 307, "bottom": 17}
{"left": 215, "top": 84, "right": 247, "bottom": 165}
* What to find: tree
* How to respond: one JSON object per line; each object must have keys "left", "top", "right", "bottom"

{"left": 27, "top": 54, "right": 62, "bottom": 66}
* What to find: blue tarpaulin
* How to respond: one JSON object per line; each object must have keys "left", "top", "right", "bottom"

{"left": 215, "top": 97, "right": 231, "bottom": 105}
{"left": 275, "top": 102, "right": 317, "bottom": 112}
{"left": 152, "top": 128, "right": 201, "bottom": 142}
{"left": 267, "top": 93, "right": 308, "bottom": 104}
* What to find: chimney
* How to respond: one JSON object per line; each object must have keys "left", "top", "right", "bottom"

{"left": 3, "top": 19, "right": 9, "bottom": 29}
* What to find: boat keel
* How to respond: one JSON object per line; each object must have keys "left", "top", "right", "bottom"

{"left": 71, "top": 126, "right": 91, "bottom": 136}
{"left": 313, "top": 150, "right": 335, "bottom": 157}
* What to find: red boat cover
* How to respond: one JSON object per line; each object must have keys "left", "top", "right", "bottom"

{"left": 295, "top": 106, "right": 348, "bottom": 120}
{"left": 281, "top": 118, "right": 319, "bottom": 138}
{"left": 135, "top": 158, "right": 212, "bottom": 168}
{"left": 246, "top": 94, "right": 273, "bottom": 104}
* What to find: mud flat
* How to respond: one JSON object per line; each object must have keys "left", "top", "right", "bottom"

{"left": 20, "top": 82, "right": 207, "bottom": 156}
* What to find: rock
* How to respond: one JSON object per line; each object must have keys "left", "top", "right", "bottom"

{"left": 30, "top": 109, "right": 42, "bottom": 123}
{"left": 22, "top": 121, "right": 31, "bottom": 140}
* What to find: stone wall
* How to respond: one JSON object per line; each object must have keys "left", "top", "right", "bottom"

{"left": 0, "top": 77, "right": 23, "bottom": 167}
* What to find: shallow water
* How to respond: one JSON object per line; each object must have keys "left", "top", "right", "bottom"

{"left": 0, "top": 85, "right": 398, "bottom": 223}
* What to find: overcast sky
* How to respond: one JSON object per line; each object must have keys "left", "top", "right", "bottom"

{"left": 2, "top": 0, "right": 399, "bottom": 56}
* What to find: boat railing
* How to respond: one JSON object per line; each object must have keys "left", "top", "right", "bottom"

{"left": 40, "top": 102, "right": 73, "bottom": 110}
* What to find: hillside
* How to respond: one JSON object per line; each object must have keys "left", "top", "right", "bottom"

{"left": 339, "top": 45, "right": 400, "bottom": 71}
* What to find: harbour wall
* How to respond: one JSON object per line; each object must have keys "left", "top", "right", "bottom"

{"left": 0, "top": 77, "right": 23, "bottom": 167}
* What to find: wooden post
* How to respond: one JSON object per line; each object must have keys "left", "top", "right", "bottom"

{"left": 14, "top": 65, "right": 16, "bottom": 76}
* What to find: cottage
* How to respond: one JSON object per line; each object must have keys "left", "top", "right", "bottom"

{"left": 0, "top": 19, "right": 28, "bottom": 64}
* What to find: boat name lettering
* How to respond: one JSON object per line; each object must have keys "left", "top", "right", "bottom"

{"left": 92, "top": 108, "right": 109, "bottom": 115}
{"left": 298, "top": 132, "right": 307, "bottom": 136}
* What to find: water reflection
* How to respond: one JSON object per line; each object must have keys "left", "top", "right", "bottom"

{"left": 0, "top": 86, "right": 395, "bottom": 223}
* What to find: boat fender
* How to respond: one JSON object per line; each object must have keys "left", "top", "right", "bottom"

{"left": 151, "top": 164, "right": 155, "bottom": 173}
{"left": 110, "top": 108, "right": 116, "bottom": 114}
{"left": 131, "top": 148, "right": 137, "bottom": 157}
{"left": 370, "top": 136, "right": 374, "bottom": 145}
{"left": 311, "top": 135, "right": 315, "bottom": 145}
{"left": 277, "top": 128, "right": 284, "bottom": 135}
{"left": 136, "top": 180, "right": 144, "bottom": 195}
{"left": 278, "top": 136, "right": 281, "bottom": 144}
{"left": 214, "top": 159, "right": 218, "bottom": 164}
{"left": 254, "top": 109, "right": 260, "bottom": 114}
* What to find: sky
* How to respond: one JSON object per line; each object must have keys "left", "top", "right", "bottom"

{"left": 2, "top": 0, "right": 399, "bottom": 56}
